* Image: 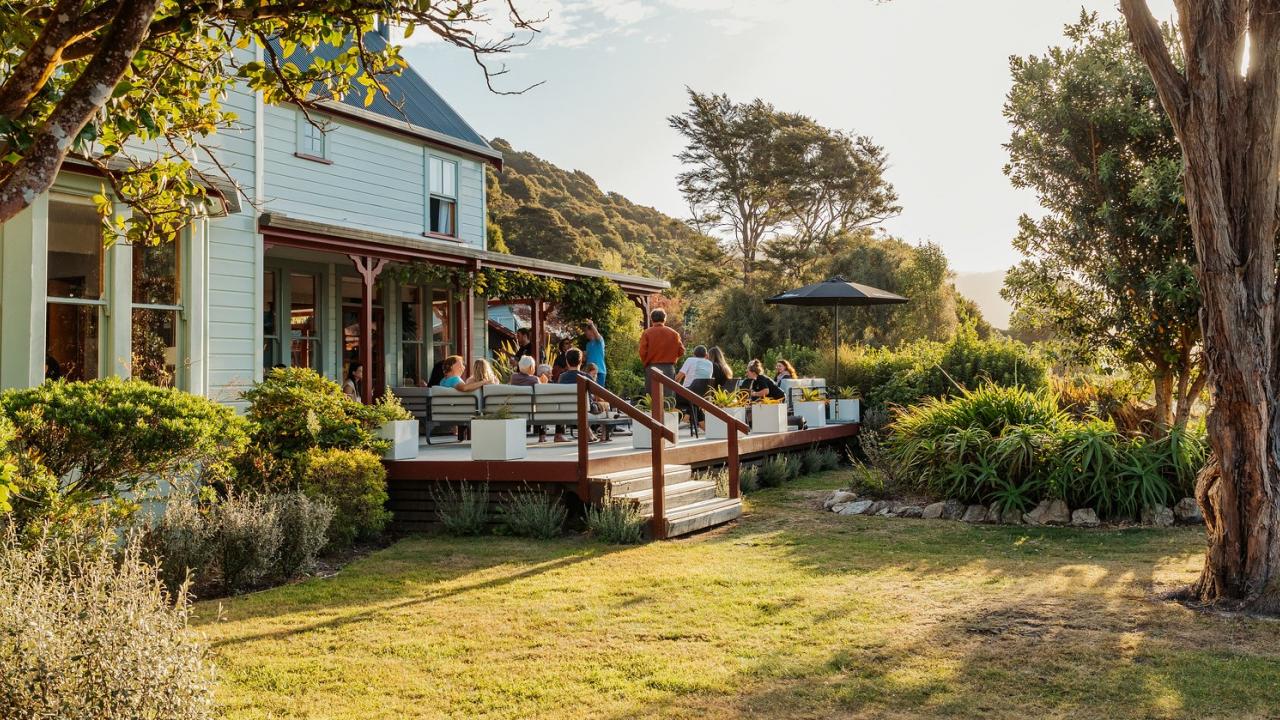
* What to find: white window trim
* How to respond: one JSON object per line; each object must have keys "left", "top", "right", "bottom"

{"left": 295, "top": 112, "right": 330, "bottom": 162}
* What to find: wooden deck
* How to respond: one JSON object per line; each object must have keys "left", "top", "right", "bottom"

{"left": 385, "top": 422, "right": 860, "bottom": 484}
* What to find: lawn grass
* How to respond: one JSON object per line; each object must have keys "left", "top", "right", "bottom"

{"left": 198, "top": 470, "right": 1280, "bottom": 719}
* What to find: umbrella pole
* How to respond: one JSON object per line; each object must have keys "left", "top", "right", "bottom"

{"left": 833, "top": 306, "right": 839, "bottom": 389}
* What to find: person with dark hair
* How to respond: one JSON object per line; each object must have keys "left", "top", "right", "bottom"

{"left": 744, "top": 359, "right": 784, "bottom": 401}
{"left": 44, "top": 354, "right": 62, "bottom": 381}
{"left": 708, "top": 346, "right": 734, "bottom": 389}
{"left": 557, "top": 348, "right": 596, "bottom": 443}
{"left": 514, "top": 328, "right": 534, "bottom": 364}
{"left": 343, "top": 362, "right": 364, "bottom": 403}
{"left": 551, "top": 336, "right": 574, "bottom": 381}
{"left": 638, "top": 307, "right": 684, "bottom": 379}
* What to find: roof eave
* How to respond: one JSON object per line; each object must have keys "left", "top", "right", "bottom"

{"left": 314, "top": 100, "right": 504, "bottom": 169}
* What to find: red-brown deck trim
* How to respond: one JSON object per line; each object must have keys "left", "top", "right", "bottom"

{"left": 385, "top": 422, "right": 859, "bottom": 484}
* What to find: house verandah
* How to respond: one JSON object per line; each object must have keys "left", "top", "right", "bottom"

{"left": 259, "top": 213, "right": 668, "bottom": 404}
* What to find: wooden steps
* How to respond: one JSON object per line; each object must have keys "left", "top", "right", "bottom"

{"left": 592, "top": 464, "right": 742, "bottom": 539}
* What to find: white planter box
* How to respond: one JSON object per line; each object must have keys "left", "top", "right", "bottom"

{"left": 471, "top": 418, "right": 528, "bottom": 461}
{"left": 795, "top": 400, "right": 827, "bottom": 429}
{"left": 831, "top": 398, "right": 860, "bottom": 423}
{"left": 379, "top": 419, "right": 419, "bottom": 460}
{"left": 751, "top": 403, "right": 788, "bottom": 434}
{"left": 633, "top": 411, "right": 681, "bottom": 449}
{"left": 705, "top": 406, "right": 748, "bottom": 440}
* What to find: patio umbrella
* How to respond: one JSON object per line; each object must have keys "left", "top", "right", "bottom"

{"left": 764, "top": 276, "right": 908, "bottom": 388}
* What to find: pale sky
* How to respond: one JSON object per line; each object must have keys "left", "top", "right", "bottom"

{"left": 403, "top": 0, "right": 1176, "bottom": 274}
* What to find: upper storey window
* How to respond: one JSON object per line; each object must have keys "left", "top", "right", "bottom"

{"left": 428, "top": 156, "right": 457, "bottom": 237}
{"left": 296, "top": 113, "right": 329, "bottom": 162}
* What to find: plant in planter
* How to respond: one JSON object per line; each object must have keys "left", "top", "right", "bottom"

{"left": 471, "top": 404, "right": 528, "bottom": 461}
{"left": 829, "top": 386, "right": 862, "bottom": 423}
{"left": 752, "top": 397, "right": 789, "bottom": 434}
{"left": 794, "top": 387, "right": 828, "bottom": 429}
{"left": 704, "top": 387, "right": 750, "bottom": 440}
{"left": 372, "top": 392, "right": 419, "bottom": 460}
{"left": 632, "top": 394, "right": 680, "bottom": 449}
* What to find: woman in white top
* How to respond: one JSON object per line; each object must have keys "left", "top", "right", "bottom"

{"left": 675, "top": 345, "right": 715, "bottom": 388}
{"left": 342, "top": 361, "right": 363, "bottom": 403}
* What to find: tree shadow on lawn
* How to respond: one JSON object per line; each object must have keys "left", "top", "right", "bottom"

{"left": 197, "top": 534, "right": 626, "bottom": 650}
{"left": 594, "top": 491, "right": 1280, "bottom": 719}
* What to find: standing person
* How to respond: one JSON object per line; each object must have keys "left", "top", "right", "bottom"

{"left": 343, "top": 362, "right": 363, "bottom": 403}
{"left": 708, "top": 346, "right": 734, "bottom": 390}
{"left": 674, "top": 345, "right": 714, "bottom": 388}
{"left": 638, "top": 308, "right": 684, "bottom": 379}
{"left": 514, "top": 328, "right": 534, "bottom": 364}
{"left": 583, "top": 319, "right": 607, "bottom": 390}
{"left": 550, "top": 337, "right": 573, "bottom": 381}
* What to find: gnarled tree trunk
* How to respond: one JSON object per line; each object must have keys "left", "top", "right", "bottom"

{"left": 1121, "top": 0, "right": 1280, "bottom": 611}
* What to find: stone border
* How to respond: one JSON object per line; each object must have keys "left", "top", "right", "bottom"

{"left": 823, "top": 491, "right": 1204, "bottom": 528}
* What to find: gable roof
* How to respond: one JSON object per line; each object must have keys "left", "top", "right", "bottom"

{"left": 274, "top": 31, "right": 501, "bottom": 165}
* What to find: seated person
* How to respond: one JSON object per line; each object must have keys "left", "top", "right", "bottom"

{"left": 510, "top": 355, "right": 541, "bottom": 386}
{"left": 674, "top": 345, "right": 714, "bottom": 388}
{"left": 437, "top": 356, "right": 495, "bottom": 393}
{"left": 423, "top": 357, "right": 447, "bottom": 387}
{"left": 775, "top": 359, "right": 797, "bottom": 385}
{"left": 583, "top": 362, "right": 610, "bottom": 414}
{"left": 709, "top": 346, "right": 734, "bottom": 389}
{"left": 744, "top": 359, "right": 785, "bottom": 401}
{"left": 556, "top": 349, "right": 597, "bottom": 443}
{"left": 551, "top": 337, "right": 574, "bottom": 381}
{"left": 536, "top": 363, "right": 553, "bottom": 384}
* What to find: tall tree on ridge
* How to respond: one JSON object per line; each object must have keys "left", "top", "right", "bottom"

{"left": 1120, "top": 0, "right": 1280, "bottom": 612}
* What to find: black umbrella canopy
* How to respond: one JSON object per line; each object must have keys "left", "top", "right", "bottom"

{"left": 764, "top": 276, "right": 909, "bottom": 307}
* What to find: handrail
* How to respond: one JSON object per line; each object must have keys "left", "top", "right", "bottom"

{"left": 647, "top": 369, "right": 749, "bottom": 500}
{"left": 575, "top": 375, "right": 675, "bottom": 514}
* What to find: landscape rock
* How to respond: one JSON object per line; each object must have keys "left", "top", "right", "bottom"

{"left": 825, "top": 491, "right": 858, "bottom": 510}
{"left": 876, "top": 501, "right": 903, "bottom": 517}
{"left": 1024, "top": 499, "right": 1071, "bottom": 526}
{"left": 1174, "top": 498, "right": 1203, "bottom": 524}
{"left": 922, "top": 502, "right": 946, "bottom": 520}
{"left": 867, "top": 500, "right": 889, "bottom": 515}
{"left": 1141, "top": 504, "right": 1175, "bottom": 528}
{"left": 961, "top": 504, "right": 989, "bottom": 523}
{"left": 1071, "top": 508, "right": 1100, "bottom": 528}
{"left": 999, "top": 506, "right": 1024, "bottom": 525}
{"left": 836, "top": 500, "right": 874, "bottom": 516}
{"left": 898, "top": 505, "right": 924, "bottom": 519}
{"left": 941, "top": 499, "right": 967, "bottom": 520}
{"left": 988, "top": 502, "right": 1003, "bottom": 523}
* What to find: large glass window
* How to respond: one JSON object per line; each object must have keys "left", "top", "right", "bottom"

{"left": 46, "top": 198, "right": 104, "bottom": 381}
{"left": 432, "top": 287, "right": 455, "bottom": 362}
{"left": 263, "top": 271, "right": 278, "bottom": 370}
{"left": 428, "top": 157, "right": 457, "bottom": 237}
{"left": 290, "top": 274, "right": 319, "bottom": 370}
{"left": 131, "top": 241, "right": 181, "bottom": 387}
{"left": 401, "top": 286, "right": 426, "bottom": 385}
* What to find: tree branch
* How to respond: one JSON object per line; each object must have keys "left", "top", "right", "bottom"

{"left": 0, "top": 0, "right": 91, "bottom": 119}
{"left": 1119, "top": 0, "right": 1189, "bottom": 137}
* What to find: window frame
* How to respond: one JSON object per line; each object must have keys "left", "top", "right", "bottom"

{"left": 46, "top": 193, "right": 107, "bottom": 381}
{"left": 295, "top": 112, "right": 331, "bottom": 163}
{"left": 130, "top": 239, "right": 185, "bottom": 388}
{"left": 425, "top": 155, "right": 459, "bottom": 240}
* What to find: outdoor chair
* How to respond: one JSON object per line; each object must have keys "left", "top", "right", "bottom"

{"left": 481, "top": 385, "right": 535, "bottom": 432}
{"left": 425, "top": 386, "right": 480, "bottom": 445}
{"left": 391, "top": 386, "right": 431, "bottom": 436}
{"left": 681, "top": 378, "right": 714, "bottom": 438}
{"left": 532, "top": 383, "right": 610, "bottom": 438}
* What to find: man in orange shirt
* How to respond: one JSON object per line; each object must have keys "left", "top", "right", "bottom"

{"left": 638, "top": 308, "right": 685, "bottom": 379}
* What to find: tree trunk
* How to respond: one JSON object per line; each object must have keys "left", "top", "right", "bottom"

{"left": 1121, "top": 0, "right": 1280, "bottom": 612}
{"left": 1152, "top": 368, "right": 1174, "bottom": 429}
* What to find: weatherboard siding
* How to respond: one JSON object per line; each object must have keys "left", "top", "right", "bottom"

{"left": 261, "top": 105, "right": 486, "bottom": 249}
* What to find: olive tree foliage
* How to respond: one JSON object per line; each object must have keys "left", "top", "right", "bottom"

{"left": 668, "top": 89, "right": 900, "bottom": 285}
{"left": 0, "top": 0, "right": 539, "bottom": 243}
{"left": 1002, "top": 13, "right": 1203, "bottom": 430}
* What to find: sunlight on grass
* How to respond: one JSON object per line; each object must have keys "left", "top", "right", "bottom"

{"left": 198, "top": 471, "right": 1280, "bottom": 719}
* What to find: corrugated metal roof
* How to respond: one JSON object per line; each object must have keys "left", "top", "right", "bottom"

{"left": 272, "top": 31, "right": 493, "bottom": 153}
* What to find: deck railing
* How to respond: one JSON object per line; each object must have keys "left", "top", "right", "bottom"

{"left": 645, "top": 368, "right": 751, "bottom": 501}
{"left": 575, "top": 375, "right": 675, "bottom": 535}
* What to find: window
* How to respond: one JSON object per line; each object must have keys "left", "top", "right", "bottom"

{"left": 401, "top": 286, "right": 426, "bottom": 385}
{"left": 296, "top": 113, "right": 328, "bottom": 161}
{"left": 131, "top": 241, "right": 182, "bottom": 387}
{"left": 428, "top": 156, "right": 457, "bottom": 236}
{"left": 263, "top": 271, "right": 278, "bottom": 370}
{"left": 46, "top": 198, "right": 104, "bottom": 381}
{"left": 290, "top": 274, "right": 320, "bottom": 369}
{"left": 431, "top": 286, "right": 455, "bottom": 362}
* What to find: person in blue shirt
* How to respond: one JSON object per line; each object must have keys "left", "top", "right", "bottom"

{"left": 583, "top": 319, "right": 607, "bottom": 390}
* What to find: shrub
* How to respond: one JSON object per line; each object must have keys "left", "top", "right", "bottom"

{"left": 800, "top": 448, "right": 826, "bottom": 475}
{"left": 268, "top": 492, "right": 334, "bottom": 578}
{"left": 586, "top": 500, "right": 646, "bottom": 544}
{"left": 0, "top": 529, "right": 214, "bottom": 718}
{"left": 0, "top": 378, "right": 248, "bottom": 529}
{"left": 817, "top": 447, "right": 842, "bottom": 471}
{"left": 300, "top": 448, "right": 390, "bottom": 548}
{"left": 212, "top": 494, "right": 282, "bottom": 593}
{"left": 241, "top": 368, "right": 387, "bottom": 475}
{"left": 498, "top": 486, "right": 566, "bottom": 539}
{"left": 739, "top": 466, "right": 760, "bottom": 493}
{"left": 608, "top": 366, "right": 646, "bottom": 401}
{"left": 763, "top": 342, "right": 824, "bottom": 377}
{"left": 432, "top": 481, "right": 490, "bottom": 536}
{"left": 149, "top": 494, "right": 215, "bottom": 596}
{"left": 759, "top": 455, "right": 793, "bottom": 487}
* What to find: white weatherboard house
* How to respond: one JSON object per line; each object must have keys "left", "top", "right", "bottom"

{"left": 0, "top": 33, "right": 665, "bottom": 405}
